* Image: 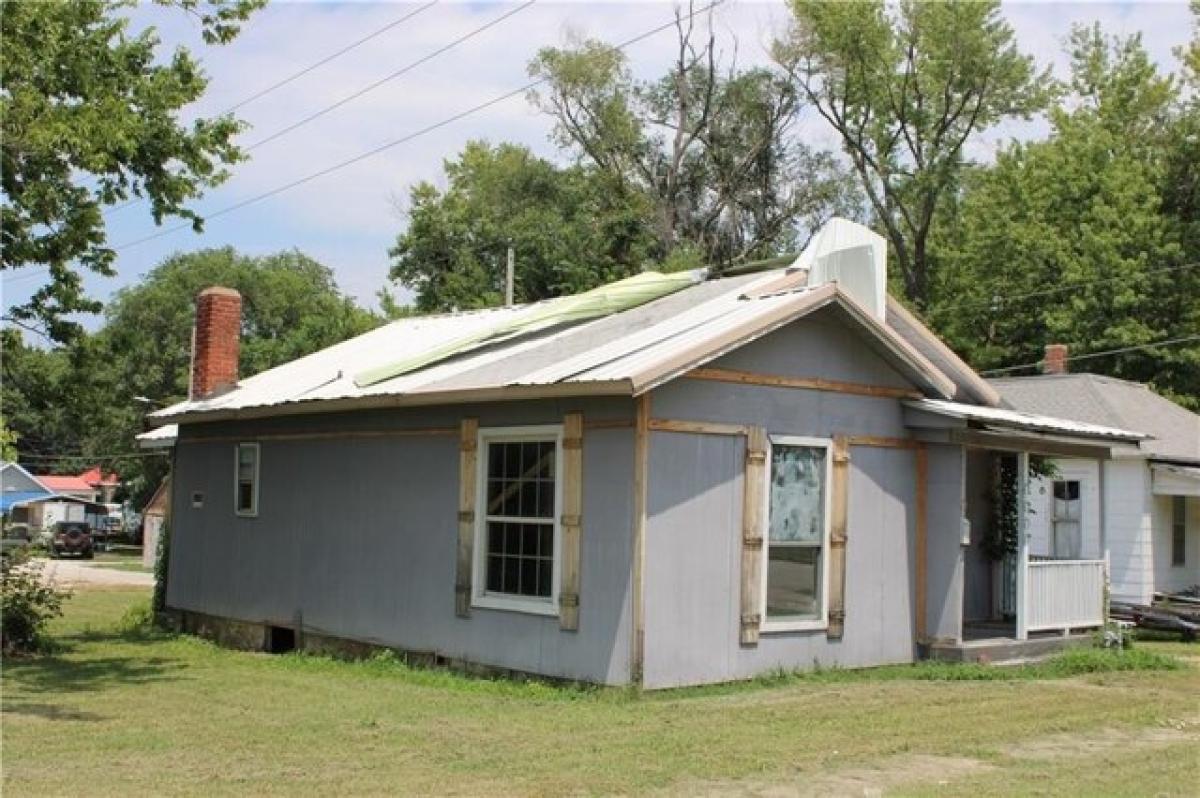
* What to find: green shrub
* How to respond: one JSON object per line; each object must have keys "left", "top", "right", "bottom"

{"left": 152, "top": 520, "right": 169, "bottom": 612}
{"left": 115, "top": 598, "right": 156, "bottom": 636}
{"left": 1, "top": 550, "right": 69, "bottom": 655}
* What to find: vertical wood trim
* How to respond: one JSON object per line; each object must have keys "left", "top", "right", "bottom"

{"left": 560, "top": 413, "right": 584, "bottom": 631}
{"left": 1015, "top": 451, "right": 1030, "bottom": 641}
{"left": 915, "top": 445, "right": 929, "bottom": 643}
{"left": 456, "top": 418, "right": 478, "bottom": 618}
{"left": 827, "top": 435, "right": 851, "bottom": 639}
{"left": 631, "top": 396, "right": 650, "bottom": 684}
{"left": 740, "top": 426, "right": 768, "bottom": 645}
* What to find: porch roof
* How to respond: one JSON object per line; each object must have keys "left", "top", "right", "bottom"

{"left": 1151, "top": 463, "right": 1200, "bottom": 496}
{"left": 904, "top": 398, "right": 1147, "bottom": 457}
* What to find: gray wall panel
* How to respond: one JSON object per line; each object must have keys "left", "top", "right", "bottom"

{"left": 642, "top": 312, "right": 933, "bottom": 687}
{"left": 168, "top": 398, "right": 635, "bottom": 685}
{"left": 926, "top": 444, "right": 966, "bottom": 641}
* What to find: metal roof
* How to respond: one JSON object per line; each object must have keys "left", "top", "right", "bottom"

{"left": 905, "top": 399, "right": 1148, "bottom": 442}
{"left": 991, "top": 373, "right": 1200, "bottom": 460}
{"left": 136, "top": 424, "right": 178, "bottom": 449}
{"left": 151, "top": 269, "right": 959, "bottom": 426}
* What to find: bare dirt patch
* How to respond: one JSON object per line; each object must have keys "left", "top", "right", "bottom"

{"left": 666, "top": 718, "right": 1200, "bottom": 796}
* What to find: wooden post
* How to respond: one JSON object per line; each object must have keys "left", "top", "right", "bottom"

{"left": 456, "top": 418, "right": 479, "bottom": 618}
{"left": 1015, "top": 450, "right": 1030, "bottom": 641}
{"left": 740, "top": 426, "right": 768, "bottom": 645}
{"left": 915, "top": 444, "right": 928, "bottom": 644}
{"left": 827, "top": 436, "right": 850, "bottom": 639}
{"left": 630, "top": 396, "right": 649, "bottom": 683}
{"left": 559, "top": 413, "right": 583, "bottom": 631}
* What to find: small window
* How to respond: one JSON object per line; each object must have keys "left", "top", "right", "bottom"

{"left": 1172, "top": 496, "right": 1186, "bottom": 567}
{"left": 235, "top": 443, "right": 259, "bottom": 517}
{"left": 763, "top": 438, "right": 831, "bottom": 630}
{"left": 474, "top": 428, "right": 560, "bottom": 614}
{"left": 1051, "top": 480, "right": 1082, "bottom": 559}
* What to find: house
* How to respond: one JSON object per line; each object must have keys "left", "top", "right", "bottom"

{"left": 78, "top": 466, "right": 121, "bottom": 504}
{"left": 1, "top": 463, "right": 111, "bottom": 531}
{"left": 992, "top": 357, "right": 1200, "bottom": 605}
{"left": 1, "top": 461, "right": 53, "bottom": 525}
{"left": 146, "top": 219, "right": 1145, "bottom": 688}
{"left": 34, "top": 474, "right": 99, "bottom": 502}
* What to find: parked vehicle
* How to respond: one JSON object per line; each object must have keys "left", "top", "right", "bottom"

{"left": 47, "top": 521, "right": 94, "bottom": 559}
{"left": 1, "top": 523, "right": 33, "bottom": 554}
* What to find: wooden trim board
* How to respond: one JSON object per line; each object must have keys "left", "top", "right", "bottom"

{"left": 630, "top": 395, "right": 650, "bottom": 684}
{"left": 686, "top": 366, "right": 922, "bottom": 401}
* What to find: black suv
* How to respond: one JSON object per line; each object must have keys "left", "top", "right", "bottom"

{"left": 49, "top": 522, "right": 94, "bottom": 559}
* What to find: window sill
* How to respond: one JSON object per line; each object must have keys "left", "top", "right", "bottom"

{"left": 472, "top": 593, "right": 558, "bottom": 617}
{"left": 761, "top": 618, "right": 827, "bottom": 634}
{"left": 234, "top": 511, "right": 258, "bottom": 518}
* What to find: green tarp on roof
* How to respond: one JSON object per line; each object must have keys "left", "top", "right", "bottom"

{"left": 354, "top": 269, "right": 703, "bottom": 388}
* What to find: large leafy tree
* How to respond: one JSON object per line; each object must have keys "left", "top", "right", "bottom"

{"left": 3, "top": 248, "right": 377, "bottom": 502}
{"left": 388, "top": 141, "right": 657, "bottom": 312}
{"left": 528, "top": 5, "right": 859, "bottom": 271}
{"left": 929, "top": 26, "right": 1199, "bottom": 408}
{"left": 1, "top": 0, "right": 264, "bottom": 342}
{"left": 774, "top": 0, "right": 1052, "bottom": 308}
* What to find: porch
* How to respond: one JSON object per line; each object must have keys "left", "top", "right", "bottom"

{"left": 905, "top": 400, "right": 1144, "bottom": 662}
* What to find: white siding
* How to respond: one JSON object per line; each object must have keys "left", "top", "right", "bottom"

{"left": 1152, "top": 495, "right": 1200, "bottom": 595}
{"left": 1104, "top": 459, "right": 1154, "bottom": 604}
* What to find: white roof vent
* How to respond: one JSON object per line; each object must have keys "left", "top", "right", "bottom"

{"left": 794, "top": 218, "right": 887, "bottom": 320}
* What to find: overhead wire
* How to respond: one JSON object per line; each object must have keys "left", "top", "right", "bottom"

{"left": 106, "top": 0, "right": 729, "bottom": 254}
{"left": 979, "top": 334, "right": 1200, "bottom": 375}
{"left": 98, "top": 1, "right": 441, "bottom": 217}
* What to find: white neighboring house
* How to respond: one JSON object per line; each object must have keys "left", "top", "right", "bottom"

{"left": 993, "top": 361, "right": 1200, "bottom": 605}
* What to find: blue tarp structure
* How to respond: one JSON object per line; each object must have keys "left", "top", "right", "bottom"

{"left": 1, "top": 490, "right": 52, "bottom": 513}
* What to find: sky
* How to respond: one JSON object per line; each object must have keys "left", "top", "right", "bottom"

{"left": 3, "top": 0, "right": 1196, "bottom": 331}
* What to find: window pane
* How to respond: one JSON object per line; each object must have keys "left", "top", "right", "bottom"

{"left": 767, "top": 546, "right": 820, "bottom": 619}
{"left": 769, "top": 445, "right": 826, "bottom": 543}
{"left": 236, "top": 482, "right": 252, "bottom": 511}
{"left": 483, "top": 519, "right": 553, "bottom": 599}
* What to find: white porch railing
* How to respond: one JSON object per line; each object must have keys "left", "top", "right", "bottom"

{"left": 1024, "top": 559, "right": 1106, "bottom": 633}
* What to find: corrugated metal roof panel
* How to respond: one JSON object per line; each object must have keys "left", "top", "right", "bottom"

{"left": 906, "top": 398, "right": 1147, "bottom": 441}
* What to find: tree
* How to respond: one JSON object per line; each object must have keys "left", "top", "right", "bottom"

{"left": 929, "top": 26, "right": 1199, "bottom": 408}
{"left": 528, "top": 5, "right": 859, "bottom": 270}
{"left": 774, "top": 0, "right": 1052, "bottom": 308}
{"left": 2, "top": 248, "right": 378, "bottom": 503}
{"left": 1, "top": 0, "right": 264, "bottom": 342}
{"left": 388, "top": 141, "right": 657, "bottom": 312}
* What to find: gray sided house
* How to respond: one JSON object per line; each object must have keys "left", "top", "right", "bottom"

{"left": 151, "top": 221, "right": 1145, "bottom": 688}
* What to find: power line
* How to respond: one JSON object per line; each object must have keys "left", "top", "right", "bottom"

{"left": 97, "top": 1, "right": 440, "bottom": 218}
{"left": 245, "top": 0, "right": 536, "bottom": 152}
{"left": 979, "top": 334, "right": 1200, "bottom": 375}
{"left": 932, "top": 261, "right": 1200, "bottom": 315}
{"left": 108, "top": 0, "right": 728, "bottom": 254}
{"left": 225, "top": 1, "right": 440, "bottom": 115}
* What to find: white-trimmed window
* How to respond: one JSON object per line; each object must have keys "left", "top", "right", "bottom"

{"left": 472, "top": 425, "right": 562, "bottom": 615}
{"left": 762, "top": 435, "right": 832, "bottom": 631}
{"left": 234, "top": 443, "right": 260, "bottom": 517}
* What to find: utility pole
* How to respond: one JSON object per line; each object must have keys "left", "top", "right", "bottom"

{"left": 505, "top": 245, "right": 515, "bottom": 307}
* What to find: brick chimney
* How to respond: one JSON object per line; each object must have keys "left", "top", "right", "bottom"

{"left": 1043, "top": 343, "right": 1068, "bottom": 375}
{"left": 190, "top": 287, "right": 242, "bottom": 400}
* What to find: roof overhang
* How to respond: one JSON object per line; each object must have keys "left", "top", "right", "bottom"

{"left": 904, "top": 398, "right": 1146, "bottom": 458}
{"left": 1151, "top": 463, "right": 1200, "bottom": 497}
{"left": 629, "top": 285, "right": 958, "bottom": 400}
{"left": 151, "top": 379, "right": 634, "bottom": 426}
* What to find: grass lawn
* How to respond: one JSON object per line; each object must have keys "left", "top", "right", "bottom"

{"left": 2, "top": 589, "right": 1197, "bottom": 796}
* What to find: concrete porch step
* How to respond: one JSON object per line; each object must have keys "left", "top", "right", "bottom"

{"left": 922, "top": 633, "right": 1094, "bottom": 664}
